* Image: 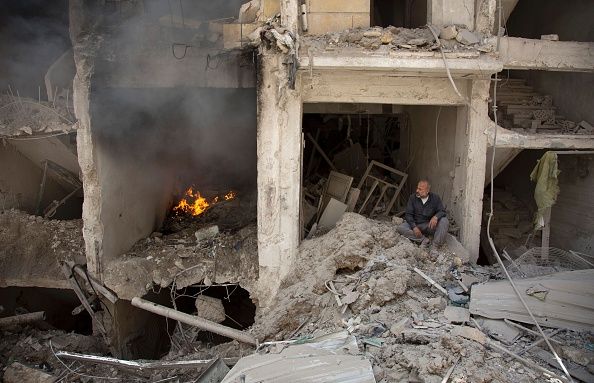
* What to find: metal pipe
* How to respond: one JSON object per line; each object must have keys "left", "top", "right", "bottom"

{"left": 131, "top": 297, "right": 257, "bottom": 345}
{"left": 0, "top": 311, "right": 46, "bottom": 327}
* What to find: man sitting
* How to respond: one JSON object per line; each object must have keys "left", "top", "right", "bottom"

{"left": 397, "top": 179, "right": 449, "bottom": 250}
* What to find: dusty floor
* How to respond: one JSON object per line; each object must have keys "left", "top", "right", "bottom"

{"left": 1, "top": 210, "right": 593, "bottom": 382}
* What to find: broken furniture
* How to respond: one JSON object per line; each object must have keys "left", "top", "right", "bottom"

{"left": 356, "top": 160, "right": 407, "bottom": 217}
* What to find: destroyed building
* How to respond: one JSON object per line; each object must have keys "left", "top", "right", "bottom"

{"left": 1, "top": 0, "right": 593, "bottom": 382}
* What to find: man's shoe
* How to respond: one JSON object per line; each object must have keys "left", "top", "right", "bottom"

{"left": 420, "top": 238, "right": 431, "bottom": 249}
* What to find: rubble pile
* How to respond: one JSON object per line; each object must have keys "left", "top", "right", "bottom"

{"left": 0, "top": 95, "right": 76, "bottom": 138}
{"left": 103, "top": 197, "right": 258, "bottom": 300}
{"left": 492, "top": 78, "right": 594, "bottom": 135}
{"left": 2, "top": 211, "right": 593, "bottom": 382}
{"left": 302, "top": 25, "right": 492, "bottom": 53}
{"left": 0, "top": 209, "right": 84, "bottom": 285}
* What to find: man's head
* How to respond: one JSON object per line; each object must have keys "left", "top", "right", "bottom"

{"left": 416, "top": 179, "right": 431, "bottom": 198}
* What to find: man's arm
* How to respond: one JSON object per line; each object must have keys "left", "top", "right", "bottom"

{"left": 433, "top": 194, "right": 446, "bottom": 219}
{"left": 405, "top": 195, "right": 416, "bottom": 228}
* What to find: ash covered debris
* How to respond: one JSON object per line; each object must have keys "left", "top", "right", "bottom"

{"left": 0, "top": 209, "right": 84, "bottom": 288}
{"left": 301, "top": 25, "right": 492, "bottom": 53}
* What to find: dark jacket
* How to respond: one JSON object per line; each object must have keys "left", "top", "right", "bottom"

{"left": 405, "top": 192, "right": 446, "bottom": 229}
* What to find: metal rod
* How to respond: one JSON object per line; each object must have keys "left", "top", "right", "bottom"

{"left": 0, "top": 311, "right": 46, "bottom": 327}
{"left": 131, "top": 297, "right": 257, "bottom": 345}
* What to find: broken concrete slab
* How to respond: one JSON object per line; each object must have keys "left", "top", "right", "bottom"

{"left": 222, "top": 332, "right": 375, "bottom": 382}
{"left": 318, "top": 198, "right": 348, "bottom": 230}
{"left": 445, "top": 234, "right": 471, "bottom": 263}
{"left": 443, "top": 306, "right": 470, "bottom": 324}
{"left": 439, "top": 25, "right": 458, "bottom": 40}
{"left": 456, "top": 29, "right": 480, "bottom": 45}
{"left": 3, "top": 362, "right": 54, "bottom": 383}
{"left": 474, "top": 317, "right": 521, "bottom": 345}
{"left": 470, "top": 269, "right": 594, "bottom": 331}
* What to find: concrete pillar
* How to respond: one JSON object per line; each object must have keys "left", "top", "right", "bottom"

{"left": 256, "top": 53, "right": 302, "bottom": 301}
{"left": 280, "top": 0, "right": 299, "bottom": 33}
{"left": 475, "top": 0, "right": 496, "bottom": 35}
{"left": 70, "top": 0, "right": 104, "bottom": 278}
{"left": 452, "top": 79, "right": 490, "bottom": 263}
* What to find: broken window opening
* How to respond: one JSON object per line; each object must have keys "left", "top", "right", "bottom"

{"left": 506, "top": 0, "right": 593, "bottom": 42}
{"left": 372, "top": 0, "right": 427, "bottom": 28}
{"left": 168, "top": 283, "right": 256, "bottom": 347}
{"left": 480, "top": 149, "right": 594, "bottom": 265}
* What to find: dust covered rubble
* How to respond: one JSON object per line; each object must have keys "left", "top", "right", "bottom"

{"left": 102, "top": 222, "right": 259, "bottom": 301}
{"left": 301, "top": 25, "right": 492, "bottom": 54}
{"left": 0, "top": 94, "right": 76, "bottom": 138}
{"left": 0, "top": 209, "right": 84, "bottom": 285}
{"left": 251, "top": 213, "right": 570, "bottom": 383}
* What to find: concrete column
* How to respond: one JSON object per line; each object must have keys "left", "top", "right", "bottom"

{"left": 452, "top": 79, "right": 490, "bottom": 263}
{"left": 280, "top": 0, "right": 299, "bottom": 33}
{"left": 475, "top": 0, "right": 496, "bottom": 35}
{"left": 256, "top": 53, "right": 302, "bottom": 300}
{"left": 427, "top": 0, "right": 475, "bottom": 30}
{"left": 70, "top": 0, "right": 104, "bottom": 278}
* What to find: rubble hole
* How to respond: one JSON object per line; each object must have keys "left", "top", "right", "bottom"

{"left": 171, "top": 283, "right": 255, "bottom": 345}
{"left": 0, "top": 287, "right": 92, "bottom": 334}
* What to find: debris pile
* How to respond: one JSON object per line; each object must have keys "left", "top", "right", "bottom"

{"left": 0, "top": 209, "right": 84, "bottom": 286}
{"left": 491, "top": 78, "right": 594, "bottom": 135}
{"left": 103, "top": 195, "right": 258, "bottom": 300}
{"left": 302, "top": 25, "right": 492, "bottom": 53}
{"left": 2, "top": 210, "right": 594, "bottom": 382}
{"left": 0, "top": 94, "right": 76, "bottom": 138}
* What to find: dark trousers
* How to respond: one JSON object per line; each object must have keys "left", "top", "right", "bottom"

{"left": 397, "top": 217, "right": 449, "bottom": 246}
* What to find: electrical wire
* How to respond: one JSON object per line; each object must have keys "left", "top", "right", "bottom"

{"left": 486, "top": 1, "right": 573, "bottom": 381}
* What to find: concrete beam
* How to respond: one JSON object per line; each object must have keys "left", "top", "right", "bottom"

{"left": 300, "top": 70, "right": 472, "bottom": 105}
{"left": 493, "top": 37, "right": 594, "bottom": 72}
{"left": 298, "top": 53, "right": 502, "bottom": 75}
{"left": 256, "top": 53, "right": 302, "bottom": 303}
{"left": 486, "top": 121, "right": 594, "bottom": 149}
{"left": 97, "top": 52, "right": 256, "bottom": 89}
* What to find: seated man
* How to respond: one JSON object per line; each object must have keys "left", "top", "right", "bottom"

{"left": 397, "top": 179, "right": 449, "bottom": 249}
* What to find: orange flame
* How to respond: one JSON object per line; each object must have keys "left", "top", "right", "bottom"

{"left": 173, "top": 187, "right": 236, "bottom": 216}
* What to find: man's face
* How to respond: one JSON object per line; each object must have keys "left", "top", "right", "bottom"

{"left": 416, "top": 181, "right": 430, "bottom": 198}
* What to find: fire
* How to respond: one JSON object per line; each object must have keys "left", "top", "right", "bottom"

{"left": 173, "top": 187, "right": 236, "bottom": 216}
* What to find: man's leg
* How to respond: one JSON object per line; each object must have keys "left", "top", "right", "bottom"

{"left": 432, "top": 217, "right": 449, "bottom": 247}
{"left": 397, "top": 222, "right": 424, "bottom": 243}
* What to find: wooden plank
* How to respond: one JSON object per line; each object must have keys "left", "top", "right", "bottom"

{"left": 469, "top": 269, "right": 594, "bottom": 331}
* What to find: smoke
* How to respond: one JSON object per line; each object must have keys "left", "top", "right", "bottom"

{"left": 87, "top": 0, "right": 258, "bottom": 204}
{"left": 0, "top": 0, "right": 70, "bottom": 99}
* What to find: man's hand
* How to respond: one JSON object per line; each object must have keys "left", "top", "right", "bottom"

{"left": 413, "top": 226, "right": 422, "bottom": 238}
{"left": 429, "top": 216, "right": 438, "bottom": 230}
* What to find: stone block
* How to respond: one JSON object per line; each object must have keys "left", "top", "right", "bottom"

{"left": 439, "top": 25, "right": 458, "bottom": 40}
{"left": 308, "top": 0, "right": 370, "bottom": 13}
{"left": 3, "top": 362, "right": 54, "bottom": 383}
{"left": 456, "top": 29, "right": 480, "bottom": 45}
{"left": 195, "top": 295, "right": 226, "bottom": 323}
{"left": 307, "top": 12, "right": 369, "bottom": 35}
